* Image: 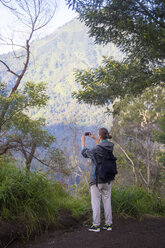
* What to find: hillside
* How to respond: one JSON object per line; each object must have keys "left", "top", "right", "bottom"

{"left": 0, "top": 18, "right": 122, "bottom": 140}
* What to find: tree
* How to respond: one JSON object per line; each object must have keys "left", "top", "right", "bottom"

{"left": 0, "top": 0, "right": 56, "bottom": 129}
{"left": 66, "top": 0, "right": 165, "bottom": 104}
{"left": 0, "top": 81, "right": 49, "bottom": 155}
{"left": 0, "top": 1, "right": 59, "bottom": 168}
{"left": 7, "top": 115, "right": 69, "bottom": 174}
{"left": 0, "top": 81, "right": 69, "bottom": 174}
{"left": 111, "top": 86, "right": 165, "bottom": 192}
{"left": 9, "top": 117, "right": 55, "bottom": 171}
{"left": 153, "top": 115, "right": 165, "bottom": 166}
{"left": 66, "top": 0, "right": 165, "bottom": 193}
{"left": 0, "top": 0, "right": 14, "bottom": 9}
{"left": 73, "top": 57, "right": 165, "bottom": 106}
{"left": 63, "top": 118, "right": 90, "bottom": 191}
{"left": 66, "top": 0, "right": 165, "bottom": 61}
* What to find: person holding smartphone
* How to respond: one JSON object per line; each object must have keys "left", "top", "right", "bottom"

{"left": 81, "top": 128, "right": 114, "bottom": 232}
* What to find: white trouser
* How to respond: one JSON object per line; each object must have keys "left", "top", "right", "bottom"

{"left": 90, "top": 183, "right": 112, "bottom": 226}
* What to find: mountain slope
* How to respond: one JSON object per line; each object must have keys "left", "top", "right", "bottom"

{"left": 0, "top": 18, "right": 122, "bottom": 132}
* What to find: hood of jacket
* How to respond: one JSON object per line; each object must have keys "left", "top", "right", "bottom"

{"left": 97, "top": 140, "right": 114, "bottom": 151}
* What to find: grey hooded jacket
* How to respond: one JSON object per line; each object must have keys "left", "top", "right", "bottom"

{"left": 81, "top": 140, "right": 114, "bottom": 186}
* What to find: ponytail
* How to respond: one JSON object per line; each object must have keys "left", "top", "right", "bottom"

{"left": 99, "top": 128, "right": 112, "bottom": 140}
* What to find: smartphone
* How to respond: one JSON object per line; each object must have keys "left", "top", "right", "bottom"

{"left": 85, "top": 132, "right": 90, "bottom": 136}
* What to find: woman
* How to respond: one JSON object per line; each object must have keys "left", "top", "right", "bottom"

{"left": 81, "top": 127, "right": 114, "bottom": 232}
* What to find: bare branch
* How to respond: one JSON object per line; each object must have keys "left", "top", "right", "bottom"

{"left": 0, "top": 0, "right": 57, "bottom": 128}
{"left": 0, "top": 60, "right": 20, "bottom": 77}
{"left": 0, "top": 42, "right": 26, "bottom": 50}
{"left": 114, "top": 141, "right": 138, "bottom": 185}
{"left": 139, "top": 169, "right": 148, "bottom": 186}
{"left": 16, "top": 146, "right": 50, "bottom": 167}
{"left": 0, "top": 0, "right": 16, "bottom": 10}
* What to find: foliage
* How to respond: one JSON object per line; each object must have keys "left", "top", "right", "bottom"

{"left": 111, "top": 186, "right": 165, "bottom": 218}
{"left": 66, "top": 0, "right": 165, "bottom": 104}
{"left": 111, "top": 86, "right": 165, "bottom": 192}
{"left": 153, "top": 115, "right": 165, "bottom": 165}
{"left": 65, "top": 1, "right": 165, "bottom": 195}
{"left": 0, "top": 80, "right": 69, "bottom": 173}
{"left": 0, "top": 0, "right": 56, "bottom": 127}
{"left": 0, "top": 19, "right": 119, "bottom": 129}
{"left": 73, "top": 57, "right": 165, "bottom": 105}
{"left": 66, "top": 0, "right": 165, "bottom": 62}
{"left": 0, "top": 0, "right": 59, "bottom": 171}
{"left": 153, "top": 115, "right": 165, "bottom": 144}
{"left": 0, "top": 81, "right": 61, "bottom": 171}
{"left": 43, "top": 147, "right": 70, "bottom": 178}
{"left": 76, "top": 182, "right": 165, "bottom": 219}
{"left": 0, "top": 81, "right": 49, "bottom": 129}
{"left": 0, "top": 160, "right": 87, "bottom": 238}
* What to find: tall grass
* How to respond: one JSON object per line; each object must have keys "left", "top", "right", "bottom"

{"left": 0, "top": 160, "right": 86, "bottom": 238}
{"left": 1, "top": 158, "right": 164, "bottom": 241}
{"left": 76, "top": 183, "right": 165, "bottom": 219}
{"left": 112, "top": 186, "right": 165, "bottom": 218}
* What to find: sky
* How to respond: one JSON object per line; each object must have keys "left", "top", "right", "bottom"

{"left": 0, "top": 0, "right": 77, "bottom": 54}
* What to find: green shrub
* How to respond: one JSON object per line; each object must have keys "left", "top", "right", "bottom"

{"left": 0, "top": 160, "right": 86, "bottom": 238}
{"left": 111, "top": 186, "right": 165, "bottom": 218}
{"left": 76, "top": 182, "right": 165, "bottom": 219}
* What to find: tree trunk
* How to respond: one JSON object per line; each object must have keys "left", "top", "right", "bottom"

{"left": 25, "top": 143, "right": 37, "bottom": 171}
{"left": 115, "top": 142, "right": 138, "bottom": 185}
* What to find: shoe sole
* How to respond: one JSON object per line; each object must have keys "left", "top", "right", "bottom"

{"left": 103, "top": 227, "right": 112, "bottom": 231}
{"left": 88, "top": 229, "right": 100, "bottom": 232}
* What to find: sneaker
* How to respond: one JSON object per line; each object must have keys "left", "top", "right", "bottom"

{"left": 103, "top": 224, "right": 112, "bottom": 231}
{"left": 88, "top": 225, "right": 100, "bottom": 232}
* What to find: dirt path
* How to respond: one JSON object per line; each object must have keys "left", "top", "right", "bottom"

{"left": 8, "top": 216, "right": 165, "bottom": 248}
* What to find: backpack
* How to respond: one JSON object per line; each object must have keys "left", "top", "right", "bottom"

{"left": 95, "top": 145, "right": 118, "bottom": 183}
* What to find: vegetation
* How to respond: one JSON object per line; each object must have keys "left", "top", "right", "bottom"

{"left": 0, "top": 80, "right": 67, "bottom": 172}
{"left": 153, "top": 115, "right": 165, "bottom": 165}
{"left": 0, "top": 2, "right": 165, "bottom": 244}
{"left": 1, "top": 158, "right": 164, "bottom": 243}
{"left": 66, "top": 0, "right": 165, "bottom": 194}
{"left": 72, "top": 56, "right": 164, "bottom": 105}
{"left": 0, "top": 158, "right": 86, "bottom": 240}
{"left": 0, "top": 18, "right": 118, "bottom": 173}
{"left": 0, "top": 19, "right": 120, "bottom": 128}
{"left": 111, "top": 186, "right": 165, "bottom": 218}
{"left": 76, "top": 182, "right": 165, "bottom": 219}
{"left": 67, "top": 0, "right": 165, "bottom": 60}
{"left": 0, "top": 0, "right": 62, "bottom": 171}
{"left": 67, "top": 0, "right": 165, "bottom": 104}
{"left": 110, "top": 86, "right": 165, "bottom": 193}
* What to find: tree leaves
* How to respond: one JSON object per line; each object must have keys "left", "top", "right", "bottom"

{"left": 73, "top": 57, "right": 164, "bottom": 107}
{"left": 67, "top": 0, "right": 165, "bottom": 62}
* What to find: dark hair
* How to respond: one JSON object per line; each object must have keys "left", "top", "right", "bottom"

{"left": 99, "top": 128, "right": 112, "bottom": 140}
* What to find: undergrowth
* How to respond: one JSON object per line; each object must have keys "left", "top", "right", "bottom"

{"left": 111, "top": 186, "right": 165, "bottom": 218}
{"left": 0, "top": 159, "right": 86, "bottom": 239}
{"left": 0, "top": 157, "right": 165, "bottom": 242}
{"left": 77, "top": 182, "right": 165, "bottom": 219}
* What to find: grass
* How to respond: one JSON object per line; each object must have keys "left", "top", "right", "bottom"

{"left": 0, "top": 158, "right": 86, "bottom": 239}
{"left": 77, "top": 182, "right": 165, "bottom": 219}
{"left": 0, "top": 157, "right": 165, "bottom": 243}
{"left": 111, "top": 186, "right": 165, "bottom": 218}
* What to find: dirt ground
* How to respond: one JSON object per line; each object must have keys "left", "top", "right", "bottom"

{"left": 4, "top": 215, "right": 165, "bottom": 248}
